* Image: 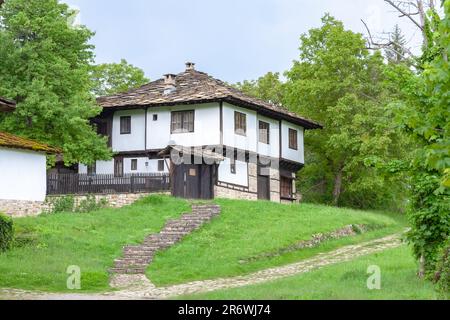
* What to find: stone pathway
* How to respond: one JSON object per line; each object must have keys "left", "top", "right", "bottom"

{"left": 110, "top": 204, "right": 221, "bottom": 274}
{"left": 0, "top": 233, "right": 404, "bottom": 300}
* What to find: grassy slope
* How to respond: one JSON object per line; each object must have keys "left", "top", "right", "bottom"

{"left": 179, "top": 246, "right": 438, "bottom": 300}
{"left": 147, "top": 199, "right": 406, "bottom": 286}
{"left": 0, "top": 195, "right": 190, "bottom": 292}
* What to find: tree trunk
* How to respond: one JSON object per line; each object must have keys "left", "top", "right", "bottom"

{"left": 332, "top": 169, "right": 343, "bottom": 206}
{"left": 418, "top": 254, "right": 426, "bottom": 278}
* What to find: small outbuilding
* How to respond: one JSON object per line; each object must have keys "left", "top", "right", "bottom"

{"left": 0, "top": 98, "right": 60, "bottom": 211}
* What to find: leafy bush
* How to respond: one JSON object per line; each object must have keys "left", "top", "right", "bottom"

{"left": 47, "top": 196, "right": 75, "bottom": 214}
{"left": 435, "top": 239, "right": 450, "bottom": 299}
{"left": 75, "top": 195, "right": 108, "bottom": 213}
{"left": 0, "top": 213, "right": 14, "bottom": 252}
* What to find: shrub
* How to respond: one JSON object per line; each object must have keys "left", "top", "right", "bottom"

{"left": 75, "top": 195, "right": 108, "bottom": 213}
{"left": 435, "top": 239, "right": 450, "bottom": 299}
{"left": 0, "top": 213, "right": 14, "bottom": 252}
{"left": 47, "top": 195, "right": 75, "bottom": 214}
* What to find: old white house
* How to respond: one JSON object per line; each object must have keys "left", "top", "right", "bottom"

{"left": 0, "top": 98, "right": 60, "bottom": 215}
{"left": 80, "top": 63, "right": 321, "bottom": 202}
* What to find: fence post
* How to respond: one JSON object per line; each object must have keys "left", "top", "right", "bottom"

{"left": 130, "top": 175, "right": 134, "bottom": 193}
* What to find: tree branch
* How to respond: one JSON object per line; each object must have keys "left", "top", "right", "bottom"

{"left": 384, "top": 0, "right": 424, "bottom": 30}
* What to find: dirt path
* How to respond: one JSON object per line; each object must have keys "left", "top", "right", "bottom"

{"left": 0, "top": 233, "right": 403, "bottom": 300}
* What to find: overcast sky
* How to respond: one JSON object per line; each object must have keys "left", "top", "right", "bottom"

{"left": 63, "top": 0, "right": 423, "bottom": 83}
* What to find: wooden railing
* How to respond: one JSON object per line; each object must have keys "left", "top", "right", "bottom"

{"left": 47, "top": 173, "right": 170, "bottom": 195}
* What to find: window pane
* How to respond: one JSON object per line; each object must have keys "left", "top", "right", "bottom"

{"left": 131, "top": 159, "right": 137, "bottom": 171}
{"left": 120, "top": 116, "right": 131, "bottom": 134}
{"left": 158, "top": 160, "right": 165, "bottom": 172}
{"left": 171, "top": 111, "right": 194, "bottom": 133}
{"left": 259, "top": 121, "right": 270, "bottom": 144}
{"left": 235, "top": 112, "right": 246, "bottom": 136}
{"left": 289, "top": 128, "right": 298, "bottom": 150}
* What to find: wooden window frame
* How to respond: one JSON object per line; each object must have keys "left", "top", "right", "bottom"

{"left": 171, "top": 110, "right": 195, "bottom": 134}
{"left": 158, "top": 159, "right": 165, "bottom": 172}
{"left": 280, "top": 176, "right": 294, "bottom": 200}
{"left": 87, "top": 163, "right": 96, "bottom": 176}
{"left": 289, "top": 128, "right": 298, "bottom": 150}
{"left": 114, "top": 157, "right": 124, "bottom": 177}
{"left": 259, "top": 121, "right": 270, "bottom": 145}
{"left": 120, "top": 116, "right": 131, "bottom": 135}
{"left": 234, "top": 111, "right": 247, "bottom": 136}
{"left": 131, "top": 159, "right": 138, "bottom": 171}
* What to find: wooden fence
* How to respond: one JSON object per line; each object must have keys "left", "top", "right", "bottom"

{"left": 47, "top": 173, "right": 170, "bottom": 195}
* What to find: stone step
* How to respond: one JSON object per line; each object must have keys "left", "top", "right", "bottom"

{"left": 111, "top": 204, "right": 221, "bottom": 275}
{"left": 115, "top": 258, "right": 151, "bottom": 265}
{"left": 109, "top": 267, "right": 146, "bottom": 274}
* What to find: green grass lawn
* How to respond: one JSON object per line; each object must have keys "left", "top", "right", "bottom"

{"left": 179, "top": 246, "right": 438, "bottom": 300}
{"left": 147, "top": 199, "right": 407, "bottom": 286}
{"left": 0, "top": 195, "right": 191, "bottom": 292}
{"left": 0, "top": 196, "right": 407, "bottom": 294}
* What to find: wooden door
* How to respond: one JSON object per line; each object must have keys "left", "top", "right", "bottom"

{"left": 171, "top": 163, "right": 214, "bottom": 200}
{"left": 257, "top": 165, "right": 270, "bottom": 200}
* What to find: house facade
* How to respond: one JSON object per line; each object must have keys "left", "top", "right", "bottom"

{"left": 81, "top": 63, "right": 321, "bottom": 202}
{"left": 0, "top": 98, "right": 59, "bottom": 206}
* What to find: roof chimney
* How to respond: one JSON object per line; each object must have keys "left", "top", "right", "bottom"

{"left": 163, "top": 74, "right": 176, "bottom": 94}
{"left": 185, "top": 62, "right": 195, "bottom": 71}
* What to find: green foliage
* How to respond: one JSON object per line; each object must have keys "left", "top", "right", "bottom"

{"left": 74, "top": 195, "right": 108, "bottom": 213}
{"left": 435, "top": 239, "right": 449, "bottom": 298}
{"left": 0, "top": 213, "right": 13, "bottom": 252}
{"left": 47, "top": 195, "right": 75, "bottom": 214}
{"left": 284, "top": 14, "right": 411, "bottom": 210}
{"left": 234, "top": 72, "right": 285, "bottom": 105}
{"left": 397, "top": 2, "right": 450, "bottom": 278}
{"left": 385, "top": 24, "right": 409, "bottom": 64}
{"left": 0, "top": 0, "right": 112, "bottom": 165}
{"left": 91, "top": 59, "right": 149, "bottom": 97}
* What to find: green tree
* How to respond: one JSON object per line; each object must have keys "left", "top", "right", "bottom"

{"left": 385, "top": 24, "right": 408, "bottom": 64}
{"left": 0, "top": 0, "right": 111, "bottom": 165}
{"left": 91, "top": 59, "right": 149, "bottom": 97}
{"left": 285, "top": 14, "right": 410, "bottom": 209}
{"left": 235, "top": 72, "right": 285, "bottom": 105}
{"left": 396, "top": 1, "right": 450, "bottom": 279}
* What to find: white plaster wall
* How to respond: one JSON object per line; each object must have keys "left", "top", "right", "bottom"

{"left": 124, "top": 158, "right": 169, "bottom": 174}
{"left": 112, "top": 109, "right": 146, "bottom": 152}
{"left": 79, "top": 160, "right": 114, "bottom": 174}
{"left": 0, "top": 148, "right": 47, "bottom": 201}
{"left": 146, "top": 103, "right": 221, "bottom": 150}
{"left": 281, "top": 121, "right": 305, "bottom": 164}
{"left": 79, "top": 158, "right": 168, "bottom": 174}
{"left": 218, "top": 157, "right": 248, "bottom": 187}
{"left": 257, "top": 115, "right": 280, "bottom": 158}
{"left": 222, "top": 102, "right": 257, "bottom": 153}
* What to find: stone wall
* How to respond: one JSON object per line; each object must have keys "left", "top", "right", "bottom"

{"left": 214, "top": 185, "right": 258, "bottom": 201}
{"left": 0, "top": 192, "right": 169, "bottom": 218}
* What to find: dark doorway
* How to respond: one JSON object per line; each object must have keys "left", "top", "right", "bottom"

{"left": 257, "top": 165, "right": 270, "bottom": 200}
{"left": 172, "top": 163, "right": 215, "bottom": 200}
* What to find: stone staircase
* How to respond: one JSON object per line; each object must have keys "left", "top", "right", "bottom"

{"left": 109, "top": 204, "right": 221, "bottom": 275}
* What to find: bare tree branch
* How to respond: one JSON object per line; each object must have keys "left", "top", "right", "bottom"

{"left": 384, "top": 0, "right": 424, "bottom": 30}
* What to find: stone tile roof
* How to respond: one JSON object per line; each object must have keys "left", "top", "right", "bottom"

{"left": 0, "top": 97, "right": 15, "bottom": 112}
{"left": 0, "top": 131, "right": 60, "bottom": 154}
{"left": 97, "top": 68, "right": 322, "bottom": 129}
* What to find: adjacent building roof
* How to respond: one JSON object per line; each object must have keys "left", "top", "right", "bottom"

{"left": 0, "top": 97, "right": 16, "bottom": 112}
{"left": 97, "top": 65, "right": 322, "bottom": 129}
{"left": 0, "top": 132, "right": 61, "bottom": 154}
